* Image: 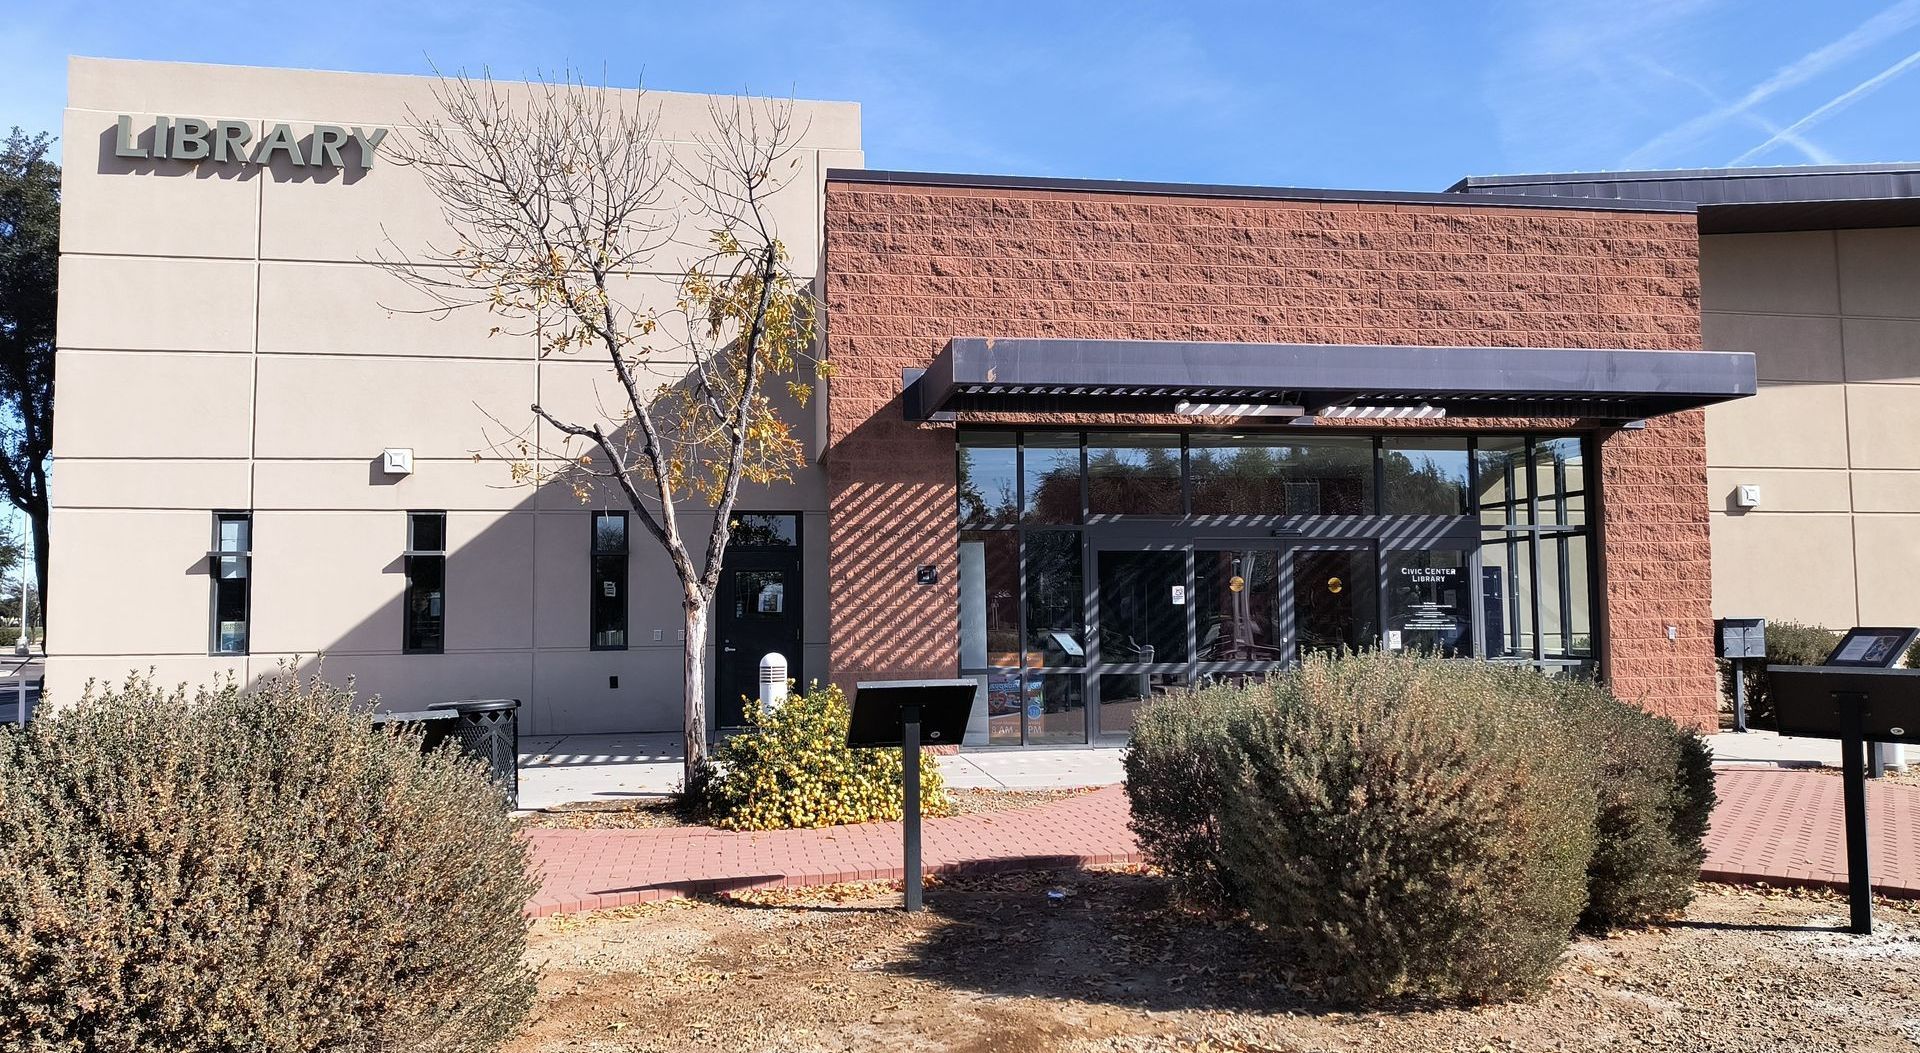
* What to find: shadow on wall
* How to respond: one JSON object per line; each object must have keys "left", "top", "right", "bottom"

{"left": 122, "top": 329, "right": 832, "bottom": 740}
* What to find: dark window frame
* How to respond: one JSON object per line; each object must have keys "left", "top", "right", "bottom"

{"left": 208, "top": 511, "right": 252, "bottom": 656}
{"left": 590, "top": 510, "right": 629, "bottom": 651}
{"left": 403, "top": 511, "right": 447, "bottom": 655}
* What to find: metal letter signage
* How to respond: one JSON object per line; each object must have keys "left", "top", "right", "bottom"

{"left": 112, "top": 115, "right": 387, "bottom": 170}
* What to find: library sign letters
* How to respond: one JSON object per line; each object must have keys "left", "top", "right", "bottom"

{"left": 113, "top": 115, "right": 388, "bottom": 170}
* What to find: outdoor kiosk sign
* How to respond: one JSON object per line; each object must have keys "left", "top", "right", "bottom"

{"left": 845, "top": 679, "right": 977, "bottom": 912}
{"left": 1714, "top": 617, "right": 1766, "bottom": 732}
{"left": 1768, "top": 625, "right": 1920, "bottom": 935}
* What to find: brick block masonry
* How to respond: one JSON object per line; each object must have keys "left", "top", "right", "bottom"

{"left": 821, "top": 182, "right": 1714, "bottom": 728}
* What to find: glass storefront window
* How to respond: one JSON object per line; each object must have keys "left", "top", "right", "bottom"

{"left": 948, "top": 429, "right": 1602, "bottom": 742}
{"left": 1384, "top": 548, "right": 1470, "bottom": 657}
{"left": 1026, "top": 673, "right": 1086, "bottom": 745}
{"left": 976, "top": 670, "right": 1026, "bottom": 745}
{"left": 1022, "top": 433, "right": 1082, "bottom": 524}
{"left": 957, "top": 431, "right": 1017, "bottom": 528}
{"left": 1533, "top": 436, "right": 1587, "bottom": 526}
{"left": 1189, "top": 435, "right": 1291, "bottom": 515}
{"left": 1024, "top": 530, "right": 1085, "bottom": 667}
{"left": 1476, "top": 436, "right": 1532, "bottom": 528}
{"left": 1087, "top": 433, "right": 1182, "bottom": 516}
{"left": 1481, "top": 531, "right": 1536, "bottom": 660}
{"left": 958, "top": 530, "right": 1021, "bottom": 667}
{"left": 1188, "top": 434, "right": 1373, "bottom": 515}
{"left": 1382, "top": 437, "right": 1471, "bottom": 516}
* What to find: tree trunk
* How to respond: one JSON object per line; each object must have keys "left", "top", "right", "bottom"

{"left": 30, "top": 504, "right": 47, "bottom": 643}
{"left": 683, "top": 599, "right": 709, "bottom": 781}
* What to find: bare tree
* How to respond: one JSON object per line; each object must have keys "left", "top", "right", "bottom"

{"left": 379, "top": 69, "right": 819, "bottom": 782}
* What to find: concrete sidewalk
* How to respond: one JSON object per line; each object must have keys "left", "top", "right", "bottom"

{"left": 518, "top": 728, "right": 1870, "bottom": 812}
{"left": 518, "top": 733, "right": 1129, "bottom": 811}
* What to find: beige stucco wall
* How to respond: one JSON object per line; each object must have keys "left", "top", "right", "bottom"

{"left": 1703, "top": 227, "right": 1920, "bottom": 630}
{"left": 47, "top": 57, "right": 860, "bottom": 735}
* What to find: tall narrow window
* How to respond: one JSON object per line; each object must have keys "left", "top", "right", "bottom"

{"left": 591, "top": 511, "right": 628, "bottom": 649}
{"left": 210, "top": 512, "right": 251, "bottom": 655}
{"left": 404, "top": 512, "right": 446, "bottom": 654}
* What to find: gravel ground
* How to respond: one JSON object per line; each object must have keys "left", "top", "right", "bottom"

{"left": 507, "top": 870, "right": 1920, "bottom": 1052}
{"left": 514, "top": 786, "right": 1098, "bottom": 830}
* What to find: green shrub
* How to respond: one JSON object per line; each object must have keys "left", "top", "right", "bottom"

{"left": 1546, "top": 678, "right": 1717, "bottom": 931}
{"left": 1720, "top": 621, "right": 1837, "bottom": 729}
{"left": 1215, "top": 653, "right": 1599, "bottom": 1003}
{"left": 1122, "top": 678, "right": 1263, "bottom": 912}
{"left": 702, "top": 683, "right": 951, "bottom": 831}
{"left": 0, "top": 669, "right": 537, "bottom": 1053}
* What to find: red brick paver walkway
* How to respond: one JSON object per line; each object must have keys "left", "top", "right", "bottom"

{"left": 524, "top": 787, "right": 1139, "bottom": 917}
{"left": 1703, "top": 767, "right": 1920, "bottom": 894}
{"left": 524, "top": 769, "right": 1920, "bottom": 917}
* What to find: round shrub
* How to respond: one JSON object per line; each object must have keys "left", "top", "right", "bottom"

{"left": 1122, "top": 678, "right": 1263, "bottom": 912}
{"left": 1216, "top": 653, "right": 1598, "bottom": 1003}
{"left": 0, "top": 670, "right": 537, "bottom": 1053}
{"left": 702, "top": 682, "right": 951, "bottom": 831}
{"left": 1548, "top": 678, "right": 1716, "bottom": 931}
{"left": 1720, "top": 620, "right": 1837, "bottom": 729}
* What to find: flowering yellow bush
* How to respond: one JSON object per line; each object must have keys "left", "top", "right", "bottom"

{"left": 703, "top": 683, "right": 952, "bottom": 831}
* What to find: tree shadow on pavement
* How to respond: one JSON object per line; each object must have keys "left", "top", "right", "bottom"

{"left": 881, "top": 867, "right": 1387, "bottom": 1017}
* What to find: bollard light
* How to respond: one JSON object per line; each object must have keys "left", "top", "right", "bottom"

{"left": 758, "top": 652, "right": 788, "bottom": 713}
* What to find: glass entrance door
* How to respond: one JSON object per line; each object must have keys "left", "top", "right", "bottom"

{"left": 1087, "top": 539, "right": 1382, "bottom": 742}
{"left": 1090, "top": 547, "right": 1191, "bottom": 741}
{"left": 1290, "top": 546, "right": 1381, "bottom": 659}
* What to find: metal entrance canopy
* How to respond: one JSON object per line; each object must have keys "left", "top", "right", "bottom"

{"left": 902, "top": 337, "right": 1757, "bottom": 422}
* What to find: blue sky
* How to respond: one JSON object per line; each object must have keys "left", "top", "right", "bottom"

{"left": 7, "top": 0, "right": 1920, "bottom": 187}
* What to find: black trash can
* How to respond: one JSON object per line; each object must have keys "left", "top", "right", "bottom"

{"left": 430, "top": 698, "right": 521, "bottom": 808}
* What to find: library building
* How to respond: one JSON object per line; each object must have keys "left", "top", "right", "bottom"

{"left": 54, "top": 57, "right": 1920, "bottom": 743}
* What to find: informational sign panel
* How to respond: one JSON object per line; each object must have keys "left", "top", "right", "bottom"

{"left": 1823, "top": 627, "right": 1919, "bottom": 669}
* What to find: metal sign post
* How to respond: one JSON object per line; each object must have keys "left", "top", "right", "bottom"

{"left": 845, "top": 679, "right": 976, "bottom": 914}
{"left": 1771, "top": 635, "right": 1920, "bottom": 937}
{"left": 901, "top": 702, "right": 923, "bottom": 912}
{"left": 1835, "top": 691, "right": 1873, "bottom": 934}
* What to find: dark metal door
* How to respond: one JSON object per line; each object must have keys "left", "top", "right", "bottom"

{"left": 713, "top": 546, "right": 802, "bottom": 728}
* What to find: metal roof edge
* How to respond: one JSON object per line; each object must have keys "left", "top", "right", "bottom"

{"left": 1451, "top": 162, "right": 1920, "bottom": 190}
{"left": 825, "top": 168, "right": 1697, "bottom": 214}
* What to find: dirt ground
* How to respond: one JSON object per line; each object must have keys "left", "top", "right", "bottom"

{"left": 507, "top": 869, "right": 1920, "bottom": 1053}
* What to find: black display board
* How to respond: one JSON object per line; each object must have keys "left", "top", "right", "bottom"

{"left": 1770, "top": 666, "right": 1920, "bottom": 745}
{"left": 845, "top": 679, "right": 977, "bottom": 748}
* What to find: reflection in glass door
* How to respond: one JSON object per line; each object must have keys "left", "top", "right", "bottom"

{"left": 1092, "top": 548, "right": 1191, "bottom": 740}
{"left": 1195, "top": 549, "right": 1283, "bottom": 664}
{"left": 1291, "top": 548, "right": 1380, "bottom": 659}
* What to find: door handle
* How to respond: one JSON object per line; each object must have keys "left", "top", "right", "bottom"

{"left": 723, "top": 646, "right": 737, "bottom": 653}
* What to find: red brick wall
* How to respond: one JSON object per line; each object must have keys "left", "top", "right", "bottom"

{"left": 822, "top": 181, "right": 1715, "bottom": 729}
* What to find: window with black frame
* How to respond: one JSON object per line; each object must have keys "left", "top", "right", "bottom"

{"left": 209, "top": 512, "right": 251, "bottom": 655}
{"left": 1476, "top": 435, "right": 1594, "bottom": 674}
{"left": 954, "top": 428, "right": 1603, "bottom": 742}
{"left": 404, "top": 512, "right": 446, "bottom": 654}
{"left": 591, "top": 511, "right": 628, "bottom": 649}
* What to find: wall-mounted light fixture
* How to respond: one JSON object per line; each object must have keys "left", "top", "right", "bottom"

{"left": 1734, "top": 484, "right": 1762, "bottom": 509}
{"left": 382, "top": 448, "right": 414, "bottom": 476}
